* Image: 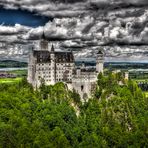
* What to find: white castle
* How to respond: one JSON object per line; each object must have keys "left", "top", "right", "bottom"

{"left": 28, "top": 35, "right": 104, "bottom": 100}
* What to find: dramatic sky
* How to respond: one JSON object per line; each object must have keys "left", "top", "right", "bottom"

{"left": 0, "top": 0, "right": 148, "bottom": 62}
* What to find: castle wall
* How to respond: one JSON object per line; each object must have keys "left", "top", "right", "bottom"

{"left": 50, "top": 53, "right": 56, "bottom": 85}
{"left": 55, "top": 63, "right": 74, "bottom": 82}
{"left": 72, "top": 76, "right": 97, "bottom": 102}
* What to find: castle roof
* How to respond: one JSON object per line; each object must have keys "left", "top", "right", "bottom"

{"left": 97, "top": 50, "right": 104, "bottom": 55}
{"left": 33, "top": 50, "right": 74, "bottom": 63}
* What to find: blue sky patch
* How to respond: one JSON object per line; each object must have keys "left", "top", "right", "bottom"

{"left": 0, "top": 8, "right": 51, "bottom": 27}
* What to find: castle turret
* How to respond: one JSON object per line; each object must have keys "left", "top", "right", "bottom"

{"left": 27, "top": 46, "right": 37, "bottom": 87}
{"left": 40, "top": 31, "right": 48, "bottom": 50}
{"left": 96, "top": 50, "right": 104, "bottom": 74}
{"left": 50, "top": 44, "right": 56, "bottom": 85}
{"left": 124, "top": 72, "right": 129, "bottom": 80}
{"left": 51, "top": 44, "right": 54, "bottom": 52}
{"left": 76, "top": 68, "right": 81, "bottom": 77}
{"left": 81, "top": 61, "right": 85, "bottom": 69}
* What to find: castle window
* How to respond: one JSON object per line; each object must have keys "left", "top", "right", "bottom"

{"left": 81, "top": 85, "right": 84, "bottom": 91}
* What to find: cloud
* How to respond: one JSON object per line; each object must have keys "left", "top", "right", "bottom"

{"left": 0, "top": 0, "right": 148, "bottom": 17}
{"left": 0, "top": 0, "right": 89, "bottom": 18}
{"left": 0, "top": 0, "right": 148, "bottom": 61}
{"left": 0, "top": 24, "right": 30, "bottom": 35}
{"left": 122, "top": 0, "right": 148, "bottom": 5}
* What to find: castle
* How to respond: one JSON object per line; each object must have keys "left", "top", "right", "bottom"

{"left": 28, "top": 35, "right": 104, "bottom": 101}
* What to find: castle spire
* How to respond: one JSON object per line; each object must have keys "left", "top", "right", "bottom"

{"left": 51, "top": 44, "right": 55, "bottom": 52}
{"left": 42, "top": 31, "right": 46, "bottom": 40}
{"left": 40, "top": 28, "right": 46, "bottom": 40}
{"left": 40, "top": 28, "right": 48, "bottom": 50}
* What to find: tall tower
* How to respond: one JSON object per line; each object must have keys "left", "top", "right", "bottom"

{"left": 27, "top": 46, "right": 36, "bottom": 87}
{"left": 50, "top": 44, "right": 56, "bottom": 85}
{"left": 40, "top": 31, "right": 48, "bottom": 50}
{"left": 96, "top": 50, "right": 104, "bottom": 74}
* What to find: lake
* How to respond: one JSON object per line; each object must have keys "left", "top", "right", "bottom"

{"left": 0, "top": 67, "right": 27, "bottom": 71}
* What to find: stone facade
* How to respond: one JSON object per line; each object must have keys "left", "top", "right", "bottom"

{"left": 72, "top": 71, "right": 97, "bottom": 101}
{"left": 28, "top": 37, "right": 104, "bottom": 99}
{"left": 124, "top": 72, "right": 129, "bottom": 80}
{"left": 28, "top": 48, "right": 74, "bottom": 88}
{"left": 96, "top": 50, "right": 104, "bottom": 73}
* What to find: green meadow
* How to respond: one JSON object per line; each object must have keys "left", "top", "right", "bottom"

{"left": 10, "top": 70, "right": 27, "bottom": 76}
{"left": 0, "top": 70, "right": 27, "bottom": 84}
{"left": 145, "top": 92, "right": 148, "bottom": 98}
{"left": 0, "top": 77, "right": 22, "bottom": 84}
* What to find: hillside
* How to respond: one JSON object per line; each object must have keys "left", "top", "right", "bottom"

{"left": 0, "top": 60, "right": 27, "bottom": 68}
{"left": 0, "top": 73, "right": 147, "bottom": 147}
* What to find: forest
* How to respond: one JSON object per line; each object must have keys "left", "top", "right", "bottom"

{"left": 0, "top": 73, "right": 147, "bottom": 148}
{"left": 0, "top": 60, "right": 27, "bottom": 68}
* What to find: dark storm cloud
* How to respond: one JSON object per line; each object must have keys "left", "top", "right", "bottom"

{"left": 0, "top": 0, "right": 148, "bottom": 61}
{"left": 1, "top": 0, "right": 148, "bottom": 14}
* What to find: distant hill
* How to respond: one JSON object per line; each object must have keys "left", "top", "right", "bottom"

{"left": 75, "top": 60, "right": 148, "bottom": 69}
{"left": 0, "top": 60, "right": 27, "bottom": 68}
{"left": 105, "top": 62, "right": 148, "bottom": 70}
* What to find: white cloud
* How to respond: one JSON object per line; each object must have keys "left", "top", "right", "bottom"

{"left": 0, "top": 0, "right": 148, "bottom": 61}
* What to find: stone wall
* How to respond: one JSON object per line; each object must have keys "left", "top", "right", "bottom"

{"left": 72, "top": 76, "right": 97, "bottom": 102}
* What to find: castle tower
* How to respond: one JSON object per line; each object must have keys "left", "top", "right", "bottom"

{"left": 81, "top": 61, "right": 85, "bottom": 69}
{"left": 50, "top": 44, "right": 56, "bottom": 85}
{"left": 27, "top": 46, "right": 37, "bottom": 88}
{"left": 125, "top": 72, "right": 129, "bottom": 80}
{"left": 96, "top": 50, "right": 104, "bottom": 74}
{"left": 40, "top": 31, "right": 48, "bottom": 50}
{"left": 27, "top": 47, "right": 34, "bottom": 83}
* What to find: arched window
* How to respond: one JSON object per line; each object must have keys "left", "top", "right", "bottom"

{"left": 81, "top": 85, "right": 84, "bottom": 91}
